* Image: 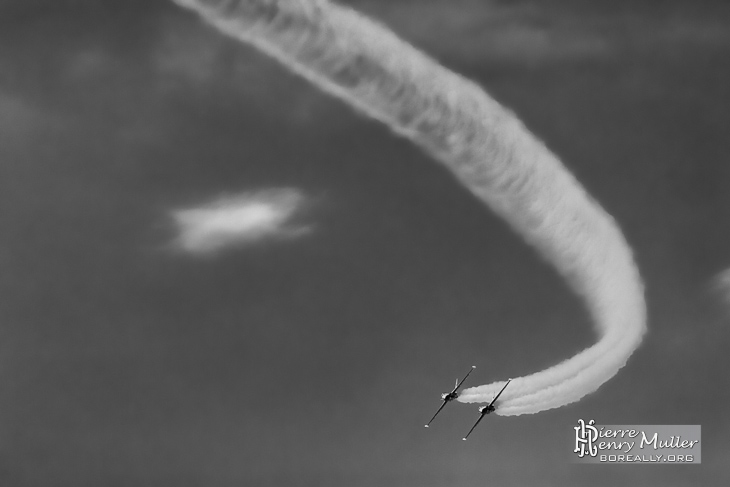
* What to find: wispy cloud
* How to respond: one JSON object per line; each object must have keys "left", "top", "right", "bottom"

{"left": 171, "top": 188, "right": 311, "bottom": 255}
{"left": 150, "top": 14, "right": 330, "bottom": 124}
{"left": 0, "top": 91, "right": 66, "bottom": 149}
{"left": 0, "top": 93, "right": 38, "bottom": 142}
{"left": 355, "top": 0, "right": 610, "bottom": 63}
{"left": 354, "top": 0, "right": 730, "bottom": 64}
{"left": 711, "top": 268, "right": 730, "bottom": 309}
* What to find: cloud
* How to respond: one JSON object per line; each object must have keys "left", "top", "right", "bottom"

{"left": 0, "top": 93, "right": 41, "bottom": 143}
{"left": 149, "top": 14, "right": 332, "bottom": 124}
{"left": 356, "top": 0, "right": 611, "bottom": 64}
{"left": 0, "top": 91, "right": 69, "bottom": 150}
{"left": 152, "top": 15, "right": 231, "bottom": 87}
{"left": 711, "top": 268, "right": 730, "bottom": 309}
{"left": 171, "top": 188, "right": 311, "bottom": 255}
{"left": 352, "top": 0, "right": 730, "bottom": 65}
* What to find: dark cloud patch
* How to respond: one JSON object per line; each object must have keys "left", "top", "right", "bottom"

{"left": 0, "top": 0, "right": 345, "bottom": 144}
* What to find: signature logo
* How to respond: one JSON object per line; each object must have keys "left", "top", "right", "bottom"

{"left": 574, "top": 419, "right": 598, "bottom": 458}
{"left": 572, "top": 420, "right": 701, "bottom": 464}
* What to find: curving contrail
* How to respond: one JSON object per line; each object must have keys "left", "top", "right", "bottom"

{"left": 171, "top": 0, "right": 646, "bottom": 415}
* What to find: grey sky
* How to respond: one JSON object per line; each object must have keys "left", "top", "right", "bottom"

{"left": 1, "top": 1, "right": 729, "bottom": 486}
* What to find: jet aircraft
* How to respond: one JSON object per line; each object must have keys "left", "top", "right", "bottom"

{"left": 424, "top": 366, "right": 476, "bottom": 428}
{"left": 462, "top": 378, "right": 512, "bottom": 440}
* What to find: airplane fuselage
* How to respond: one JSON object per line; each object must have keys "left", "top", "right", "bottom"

{"left": 441, "top": 391, "right": 458, "bottom": 401}
{"left": 479, "top": 404, "right": 496, "bottom": 415}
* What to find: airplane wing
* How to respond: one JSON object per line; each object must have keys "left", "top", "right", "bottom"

{"left": 487, "top": 378, "right": 512, "bottom": 409}
{"left": 453, "top": 365, "right": 476, "bottom": 392}
{"left": 425, "top": 400, "right": 449, "bottom": 428}
{"left": 462, "top": 412, "right": 486, "bottom": 440}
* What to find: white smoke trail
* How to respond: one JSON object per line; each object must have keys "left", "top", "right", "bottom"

{"left": 171, "top": 0, "right": 646, "bottom": 415}
{"left": 172, "top": 188, "right": 309, "bottom": 254}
